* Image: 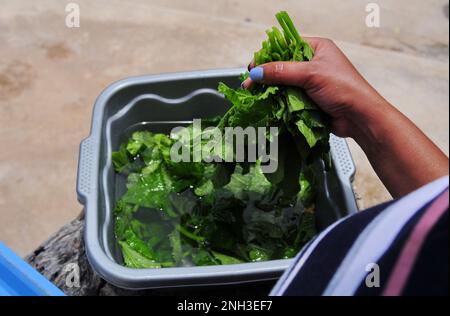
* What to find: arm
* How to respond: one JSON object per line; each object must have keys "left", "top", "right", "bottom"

{"left": 243, "top": 37, "right": 449, "bottom": 198}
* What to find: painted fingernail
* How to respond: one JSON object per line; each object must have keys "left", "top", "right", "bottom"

{"left": 249, "top": 66, "right": 263, "bottom": 82}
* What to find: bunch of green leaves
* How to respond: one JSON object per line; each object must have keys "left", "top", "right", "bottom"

{"left": 218, "top": 11, "right": 331, "bottom": 163}
{"left": 112, "top": 11, "right": 330, "bottom": 269}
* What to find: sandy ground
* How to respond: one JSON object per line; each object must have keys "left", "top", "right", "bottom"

{"left": 0, "top": 0, "right": 448, "bottom": 256}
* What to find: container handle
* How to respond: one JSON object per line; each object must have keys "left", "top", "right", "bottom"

{"left": 76, "top": 137, "right": 96, "bottom": 204}
{"left": 330, "top": 134, "right": 359, "bottom": 212}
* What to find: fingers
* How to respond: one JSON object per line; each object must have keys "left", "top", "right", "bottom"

{"left": 241, "top": 78, "right": 253, "bottom": 89}
{"left": 245, "top": 37, "right": 325, "bottom": 68}
{"left": 248, "top": 61, "right": 313, "bottom": 87}
{"left": 243, "top": 37, "right": 329, "bottom": 88}
{"left": 247, "top": 59, "right": 255, "bottom": 71}
{"left": 302, "top": 36, "right": 324, "bottom": 50}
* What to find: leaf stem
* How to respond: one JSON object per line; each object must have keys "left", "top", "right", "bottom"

{"left": 176, "top": 224, "right": 205, "bottom": 243}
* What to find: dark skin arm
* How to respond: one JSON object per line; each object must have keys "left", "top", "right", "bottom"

{"left": 243, "top": 37, "right": 449, "bottom": 198}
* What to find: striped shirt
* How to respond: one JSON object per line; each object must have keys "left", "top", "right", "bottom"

{"left": 270, "top": 176, "right": 449, "bottom": 296}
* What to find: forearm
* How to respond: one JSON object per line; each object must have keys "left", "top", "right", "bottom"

{"left": 246, "top": 37, "right": 449, "bottom": 196}
{"left": 351, "top": 97, "right": 449, "bottom": 198}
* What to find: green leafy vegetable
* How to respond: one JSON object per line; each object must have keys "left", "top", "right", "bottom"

{"left": 223, "top": 162, "right": 272, "bottom": 201}
{"left": 113, "top": 11, "right": 331, "bottom": 268}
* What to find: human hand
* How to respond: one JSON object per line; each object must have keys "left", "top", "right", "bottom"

{"left": 242, "top": 37, "right": 392, "bottom": 139}
{"left": 243, "top": 37, "right": 448, "bottom": 197}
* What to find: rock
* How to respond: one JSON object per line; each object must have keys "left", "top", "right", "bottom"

{"left": 25, "top": 212, "right": 103, "bottom": 296}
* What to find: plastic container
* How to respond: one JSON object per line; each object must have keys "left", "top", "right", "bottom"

{"left": 77, "top": 68, "right": 358, "bottom": 289}
{"left": 0, "top": 242, "right": 64, "bottom": 296}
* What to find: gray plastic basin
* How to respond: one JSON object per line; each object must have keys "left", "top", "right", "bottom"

{"left": 76, "top": 68, "right": 358, "bottom": 289}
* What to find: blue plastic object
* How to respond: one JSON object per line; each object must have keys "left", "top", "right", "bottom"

{"left": 0, "top": 242, "right": 65, "bottom": 296}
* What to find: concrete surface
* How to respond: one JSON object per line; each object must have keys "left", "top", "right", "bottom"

{"left": 0, "top": 0, "right": 448, "bottom": 256}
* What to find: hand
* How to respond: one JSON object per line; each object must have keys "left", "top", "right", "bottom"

{"left": 243, "top": 37, "right": 449, "bottom": 197}
{"left": 243, "top": 37, "right": 392, "bottom": 139}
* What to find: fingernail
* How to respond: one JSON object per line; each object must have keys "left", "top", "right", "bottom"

{"left": 249, "top": 67, "right": 263, "bottom": 82}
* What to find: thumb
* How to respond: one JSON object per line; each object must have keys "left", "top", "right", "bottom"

{"left": 249, "top": 61, "right": 313, "bottom": 87}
